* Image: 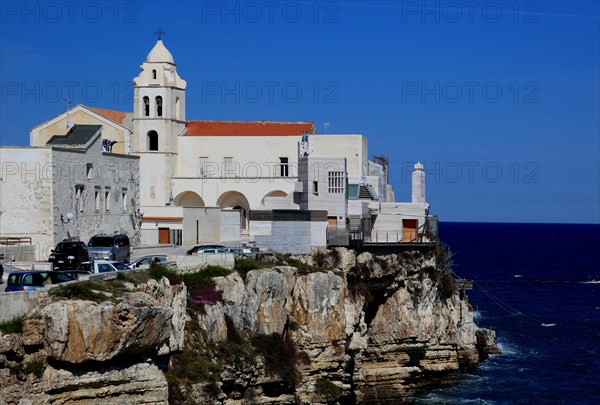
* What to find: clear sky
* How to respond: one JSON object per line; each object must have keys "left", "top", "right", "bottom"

{"left": 1, "top": 0, "right": 598, "bottom": 224}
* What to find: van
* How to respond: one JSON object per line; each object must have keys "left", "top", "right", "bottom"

{"left": 5, "top": 271, "right": 74, "bottom": 292}
{"left": 87, "top": 234, "right": 131, "bottom": 263}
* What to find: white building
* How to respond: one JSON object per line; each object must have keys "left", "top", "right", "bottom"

{"left": 22, "top": 39, "right": 433, "bottom": 249}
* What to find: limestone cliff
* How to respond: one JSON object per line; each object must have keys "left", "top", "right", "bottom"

{"left": 184, "top": 248, "right": 497, "bottom": 404}
{"left": 0, "top": 248, "right": 497, "bottom": 404}
{"left": 0, "top": 278, "right": 187, "bottom": 404}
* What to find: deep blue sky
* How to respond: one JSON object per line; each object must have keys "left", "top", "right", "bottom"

{"left": 1, "top": 1, "right": 599, "bottom": 223}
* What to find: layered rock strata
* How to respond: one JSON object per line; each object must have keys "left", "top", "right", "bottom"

{"left": 1, "top": 248, "right": 497, "bottom": 404}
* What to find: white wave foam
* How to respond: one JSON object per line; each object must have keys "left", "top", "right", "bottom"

{"left": 514, "top": 274, "right": 523, "bottom": 278}
{"left": 495, "top": 341, "right": 520, "bottom": 356}
{"left": 542, "top": 323, "right": 556, "bottom": 327}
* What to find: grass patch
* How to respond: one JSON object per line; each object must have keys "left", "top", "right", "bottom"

{"left": 49, "top": 280, "right": 129, "bottom": 303}
{"left": 235, "top": 256, "right": 275, "bottom": 280}
{"left": 182, "top": 266, "right": 231, "bottom": 288}
{"left": 315, "top": 378, "right": 342, "bottom": 401}
{"left": 0, "top": 316, "right": 24, "bottom": 334}
{"left": 116, "top": 270, "right": 151, "bottom": 285}
{"left": 235, "top": 253, "right": 328, "bottom": 279}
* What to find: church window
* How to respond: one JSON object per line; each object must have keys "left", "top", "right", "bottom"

{"left": 75, "top": 185, "right": 84, "bottom": 213}
{"left": 156, "top": 96, "right": 163, "bottom": 117}
{"left": 223, "top": 157, "right": 234, "bottom": 178}
{"left": 105, "top": 190, "right": 111, "bottom": 211}
{"left": 86, "top": 164, "right": 93, "bottom": 180}
{"left": 95, "top": 190, "right": 100, "bottom": 211}
{"left": 279, "top": 157, "right": 289, "bottom": 177}
{"left": 176, "top": 97, "right": 180, "bottom": 120}
{"left": 148, "top": 130, "right": 159, "bottom": 151}
{"left": 122, "top": 190, "right": 127, "bottom": 211}
{"left": 152, "top": 69, "right": 157, "bottom": 79}
{"left": 143, "top": 96, "right": 149, "bottom": 117}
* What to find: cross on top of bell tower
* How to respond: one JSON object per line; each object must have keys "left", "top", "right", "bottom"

{"left": 154, "top": 27, "right": 165, "bottom": 41}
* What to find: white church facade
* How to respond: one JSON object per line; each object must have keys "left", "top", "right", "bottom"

{"left": 21, "top": 39, "right": 434, "bottom": 251}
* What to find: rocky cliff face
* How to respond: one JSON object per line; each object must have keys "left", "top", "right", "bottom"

{"left": 0, "top": 248, "right": 497, "bottom": 404}
{"left": 190, "top": 248, "right": 497, "bottom": 404}
{"left": 0, "top": 278, "right": 187, "bottom": 404}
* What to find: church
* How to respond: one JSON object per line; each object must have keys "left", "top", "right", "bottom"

{"left": 10, "top": 39, "right": 433, "bottom": 254}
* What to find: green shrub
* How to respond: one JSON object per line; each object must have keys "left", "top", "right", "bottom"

{"left": 148, "top": 265, "right": 181, "bottom": 285}
{"left": 315, "top": 378, "right": 342, "bottom": 401}
{"left": 312, "top": 249, "right": 328, "bottom": 268}
{"left": 0, "top": 316, "right": 24, "bottom": 334}
{"left": 328, "top": 249, "right": 342, "bottom": 268}
{"left": 439, "top": 273, "right": 458, "bottom": 299}
{"left": 435, "top": 242, "right": 454, "bottom": 274}
{"left": 24, "top": 360, "right": 45, "bottom": 377}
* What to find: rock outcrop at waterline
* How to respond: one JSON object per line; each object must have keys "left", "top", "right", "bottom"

{"left": 0, "top": 248, "right": 498, "bottom": 404}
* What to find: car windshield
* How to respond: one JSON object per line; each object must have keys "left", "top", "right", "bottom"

{"left": 55, "top": 243, "right": 83, "bottom": 253}
{"left": 88, "top": 237, "right": 114, "bottom": 247}
{"left": 113, "top": 262, "right": 129, "bottom": 270}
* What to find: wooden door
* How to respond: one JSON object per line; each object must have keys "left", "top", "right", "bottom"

{"left": 402, "top": 219, "right": 418, "bottom": 242}
{"left": 158, "top": 227, "right": 170, "bottom": 244}
{"left": 328, "top": 217, "right": 338, "bottom": 229}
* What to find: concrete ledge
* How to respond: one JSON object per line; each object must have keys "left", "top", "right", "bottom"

{"left": 176, "top": 253, "right": 235, "bottom": 273}
{"left": 0, "top": 290, "right": 40, "bottom": 323}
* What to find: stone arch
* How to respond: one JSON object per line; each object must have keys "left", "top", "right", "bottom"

{"left": 173, "top": 191, "right": 205, "bottom": 207}
{"left": 260, "top": 190, "right": 288, "bottom": 207}
{"left": 217, "top": 191, "right": 250, "bottom": 230}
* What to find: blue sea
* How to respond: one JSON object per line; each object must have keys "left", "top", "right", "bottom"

{"left": 416, "top": 222, "right": 600, "bottom": 405}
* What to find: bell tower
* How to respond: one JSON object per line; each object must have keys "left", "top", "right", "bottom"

{"left": 132, "top": 34, "right": 186, "bottom": 154}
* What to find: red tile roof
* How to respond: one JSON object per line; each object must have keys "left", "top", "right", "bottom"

{"left": 184, "top": 121, "right": 315, "bottom": 136}
{"left": 88, "top": 107, "right": 127, "bottom": 126}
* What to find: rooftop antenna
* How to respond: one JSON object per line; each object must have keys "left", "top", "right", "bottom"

{"left": 154, "top": 27, "right": 165, "bottom": 40}
{"left": 61, "top": 97, "right": 74, "bottom": 129}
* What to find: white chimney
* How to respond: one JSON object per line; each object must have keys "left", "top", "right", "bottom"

{"left": 412, "top": 162, "right": 426, "bottom": 203}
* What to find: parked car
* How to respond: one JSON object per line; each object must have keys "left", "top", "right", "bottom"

{"left": 5, "top": 270, "right": 74, "bottom": 292}
{"left": 80, "top": 260, "right": 130, "bottom": 274}
{"left": 186, "top": 244, "right": 225, "bottom": 255}
{"left": 61, "top": 270, "right": 92, "bottom": 280}
{"left": 222, "top": 247, "right": 256, "bottom": 254}
{"left": 87, "top": 234, "right": 131, "bottom": 262}
{"left": 194, "top": 248, "right": 227, "bottom": 254}
{"left": 128, "top": 255, "right": 174, "bottom": 270}
{"left": 48, "top": 240, "right": 89, "bottom": 270}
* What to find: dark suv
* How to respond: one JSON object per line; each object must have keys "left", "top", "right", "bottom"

{"left": 48, "top": 240, "right": 89, "bottom": 270}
